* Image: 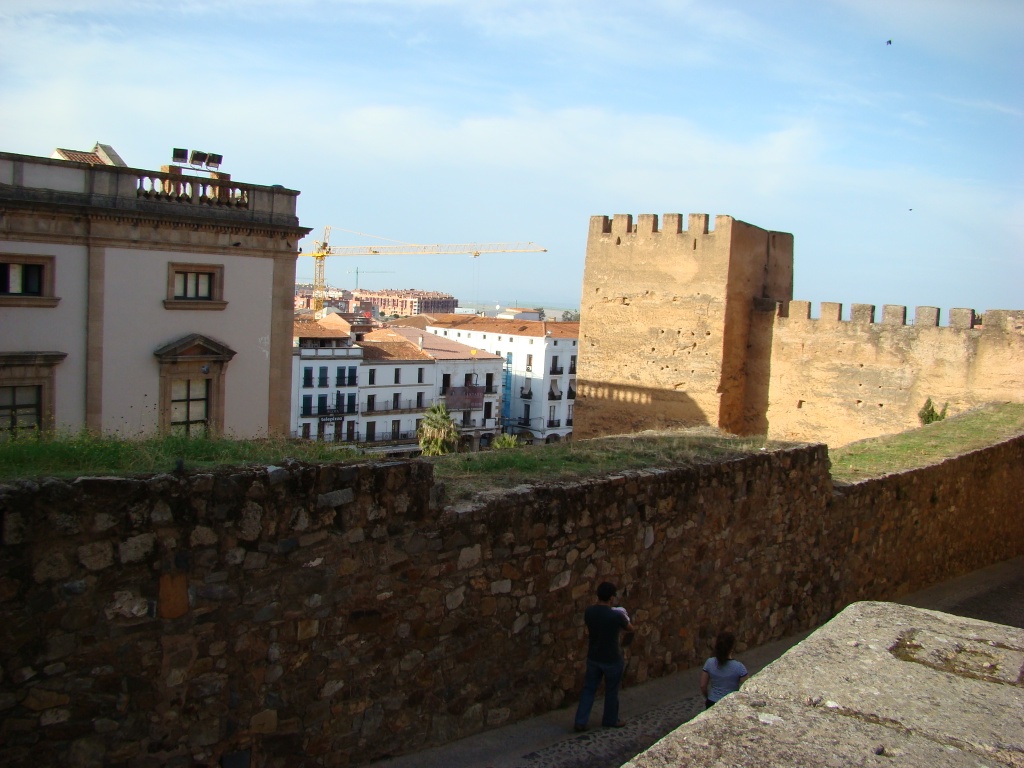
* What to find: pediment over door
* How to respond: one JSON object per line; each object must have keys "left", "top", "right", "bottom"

{"left": 153, "top": 334, "right": 237, "bottom": 363}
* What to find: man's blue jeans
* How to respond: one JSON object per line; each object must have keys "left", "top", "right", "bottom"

{"left": 574, "top": 658, "right": 624, "bottom": 728}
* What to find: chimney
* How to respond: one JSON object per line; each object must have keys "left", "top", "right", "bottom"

{"left": 418, "top": 335, "right": 424, "bottom": 349}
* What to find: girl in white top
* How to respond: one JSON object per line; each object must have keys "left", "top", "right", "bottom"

{"left": 699, "top": 631, "right": 748, "bottom": 708}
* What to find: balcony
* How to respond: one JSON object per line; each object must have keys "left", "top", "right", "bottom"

{"left": 516, "top": 417, "right": 532, "bottom": 427}
{"left": 299, "top": 404, "right": 358, "bottom": 418}
{"left": 520, "top": 389, "right": 533, "bottom": 400}
{"left": 359, "top": 430, "right": 419, "bottom": 446}
{"left": 297, "top": 346, "right": 361, "bottom": 360}
{"left": 484, "top": 386, "right": 497, "bottom": 394}
{"left": 569, "top": 363, "right": 577, "bottom": 374}
{"left": 335, "top": 376, "right": 358, "bottom": 387}
{"left": 549, "top": 366, "right": 564, "bottom": 376}
{"left": 548, "top": 391, "right": 562, "bottom": 401}
{"left": 566, "top": 418, "right": 573, "bottom": 427}
{"left": 547, "top": 419, "right": 562, "bottom": 428}
{"left": 457, "top": 417, "right": 497, "bottom": 431}
{"left": 567, "top": 387, "right": 576, "bottom": 400}
{"left": 361, "top": 398, "right": 433, "bottom": 415}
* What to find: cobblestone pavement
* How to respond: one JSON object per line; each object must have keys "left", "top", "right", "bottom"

{"left": 371, "top": 557, "right": 1023, "bottom": 768}
{"left": 507, "top": 695, "right": 706, "bottom": 768}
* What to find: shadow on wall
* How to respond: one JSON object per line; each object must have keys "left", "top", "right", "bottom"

{"left": 575, "top": 379, "right": 709, "bottom": 438}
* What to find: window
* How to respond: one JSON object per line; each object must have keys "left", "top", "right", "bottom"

{"left": 301, "top": 423, "right": 311, "bottom": 439}
{"left": 347, "top": 366, "right": 357, "bottom": 386}
{"left": 346, "top": 393, "right": 356, "bottom": 413}
{"left": 165, "top": 263, "right": 226, "bottom": 310}
{"left": 366, "top": 394, "right": 376, "bottom": 412}
{"left": 365, "top": 421, "right": 376, "bottom": 441}
{"left": 417, "top": 367, "right": 424, "bottom": 384}
{"left": 0, "top": 385, "right": 41, "bottom": 438}
{"left": 394, "top": 368, "right": 401, "bottom": 384}
{"left": 393, "top": 392, "right": 401, "bottom": 410}
{"left": 416, "top": 391, "right": 424, "bottom": 408}
{"left": 336, "top": 367, "right": 345, "bottom": 387}
{"left": 154, "top": 334, "right": 235, "bottom": 436}
{"left": 317, "top": 394, "right": 328, "bottom": 415}
{"left": 302, "top": 367, "right": 313, "bottom": 388}
{"left": 464, "top": 373, "right": 473, "bottom": 386}
{"left": 318, "top": 366, "right": 329, "bottom": 387}
{"left": 0, "top": 255, "right": 58, "bottom": 307}
{"left": 301, "top": 394, "right": 312, "bottom": 417}
{"left": 570, "top": 355, "right": 577, "bottom": 374}
{"left": 1, "top": 263, "right": 42, "bottom": 295}
{"left": 170, "top": 378, "right": 209, "bottom": 437}
{"left": 368, "top": 368, "right": 376, "bottom": 385}
{"left": 484, "top": 401, "right": 492, "bottom": 420}
{"left": 485, "top": 373, "right": 494, "bottom": 392}
{"left": 441, "top": 373, "right": 450, "bottom": 394}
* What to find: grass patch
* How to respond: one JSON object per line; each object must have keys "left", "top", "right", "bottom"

{"left": 429, "top": 429, "right": 767, "bottom": 501}
{"left": 829, "top": 402, "right": 1024, "bottom": 483}
{"left": 0, "top": 432, "right": 359, "bottom": 481}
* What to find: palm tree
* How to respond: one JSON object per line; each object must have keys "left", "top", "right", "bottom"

{"left": 418, "top": 403, "right": 460, "bottom": 456}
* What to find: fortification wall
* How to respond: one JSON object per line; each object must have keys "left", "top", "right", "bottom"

{"left": 767, "top": 302, "right": 1024, "bottom": 445}
{"left": 3, "top": 436, "right": 1024, "bottom": 767}
{"left": 576, "top": 213, "right": 793, "bottom": 439}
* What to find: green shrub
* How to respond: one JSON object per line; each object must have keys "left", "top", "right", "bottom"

{"left": 918, "top": 398, "right": 948, "bottom": 426}
{"left": 491, "top": 433, "right": 521, "bottom": 450}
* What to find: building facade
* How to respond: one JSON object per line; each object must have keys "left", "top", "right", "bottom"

{"left": 291, "top": 318, "right": 502, "bottom": 451}
{"left": 407, "top": 314, "right": 579, "bottom": 443}
{"left": 0, "top": 145, "right": 308, "bottom": 438}
{"left": 353, "top": 288, "right": 458, "bottom": 317}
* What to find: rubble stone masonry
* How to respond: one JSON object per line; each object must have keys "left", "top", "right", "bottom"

{"left": 1, "top": 436, "right": 1023, "bottom": 766}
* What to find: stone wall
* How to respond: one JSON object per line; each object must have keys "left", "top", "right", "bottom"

{"left": 576, "top": 213, "right": 793, "bottom": 439}
{"left": 766, "top": 302, "right": 1024, "bottom": 446}
{"left": 2, "top": 435, "right": 1023, "bottom": 767}
{"left": 575, "top": 211, "right": 1024, "bottom": 447}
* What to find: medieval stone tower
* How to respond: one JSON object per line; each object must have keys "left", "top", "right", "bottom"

{"left": 576, "top": 212, "right": 1024, "bottom": 446}
{"left": 576, "top": 213, "right": 793, "bottom": 439}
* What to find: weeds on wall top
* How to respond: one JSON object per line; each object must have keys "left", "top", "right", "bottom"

{"left": 918, "top": 398, "right": 949, "bottom": 426}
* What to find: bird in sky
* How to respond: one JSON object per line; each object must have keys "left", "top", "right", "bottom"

{"left": 886, "top": 39, "right": 892, "bottom": 45}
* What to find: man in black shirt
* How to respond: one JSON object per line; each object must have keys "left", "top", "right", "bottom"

{"left": 573, "top": 581, "right": 636, "bottom": 731}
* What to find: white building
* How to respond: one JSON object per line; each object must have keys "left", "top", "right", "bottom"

{"left": 291, "top": 318, "right": 503, "bottom": 452}
{"left": 292, "top": 313, "right": 368, "bottom": 442}
{"left": 405, "top": 314, "right": 579, "bottom": 443}
{"left": 1, "top": 144, "right": 307, "bottom": 438}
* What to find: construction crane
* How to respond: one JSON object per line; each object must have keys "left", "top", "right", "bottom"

{"left": 305, "top": 226, "right": 547, "bottom": 316}
{"left": 347, "top": 268, "right": 395, "bottom": 290}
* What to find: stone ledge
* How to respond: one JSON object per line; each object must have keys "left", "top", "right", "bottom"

{"left": 625, "top": 601, "right": 1024, "bottom": 767}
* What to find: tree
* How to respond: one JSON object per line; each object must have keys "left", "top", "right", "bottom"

{"left": 417, "top": 403, "right": 460, "bottom": 456}
{"left": 533, "top": 307, "right": 546, "bottom": 321}
{"left": 561, "top": 309, "right": 580, "bottom": 322}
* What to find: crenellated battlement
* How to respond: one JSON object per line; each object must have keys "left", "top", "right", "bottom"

{"left": 589, "top": 212, "right": 725, "bottom": 237}
{"left": 578, "top": 207, "right": 1023, "bottom": 447}
{"left": 778, "top": 303, "right": 1024, "bottom": 332}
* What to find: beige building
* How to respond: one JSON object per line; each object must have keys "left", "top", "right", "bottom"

{"left": 0, "top": 144, "right": 308, "bottom": 438}
{"left": 354, "top": 288, "right": 458, "bottom": 317}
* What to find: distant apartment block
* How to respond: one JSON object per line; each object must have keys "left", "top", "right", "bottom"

{"left": 292, "top": 316, "right": 502, "bottom": 451}
{"left": 0, "top": 144, "right": 308, "bottom": 438}
{"left": 354, "top": 288, "right": 458, "bottom": 317}
{"left": 402, "top": 314, "right": 579, "bottom": 443}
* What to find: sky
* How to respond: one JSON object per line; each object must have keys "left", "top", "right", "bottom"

{"left": 1, "top": 0, "right": 1021, "bottom": 317}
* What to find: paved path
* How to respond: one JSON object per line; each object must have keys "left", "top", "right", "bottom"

{"left": 371, "top": 557, "right": 1024, "bottom": 768}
